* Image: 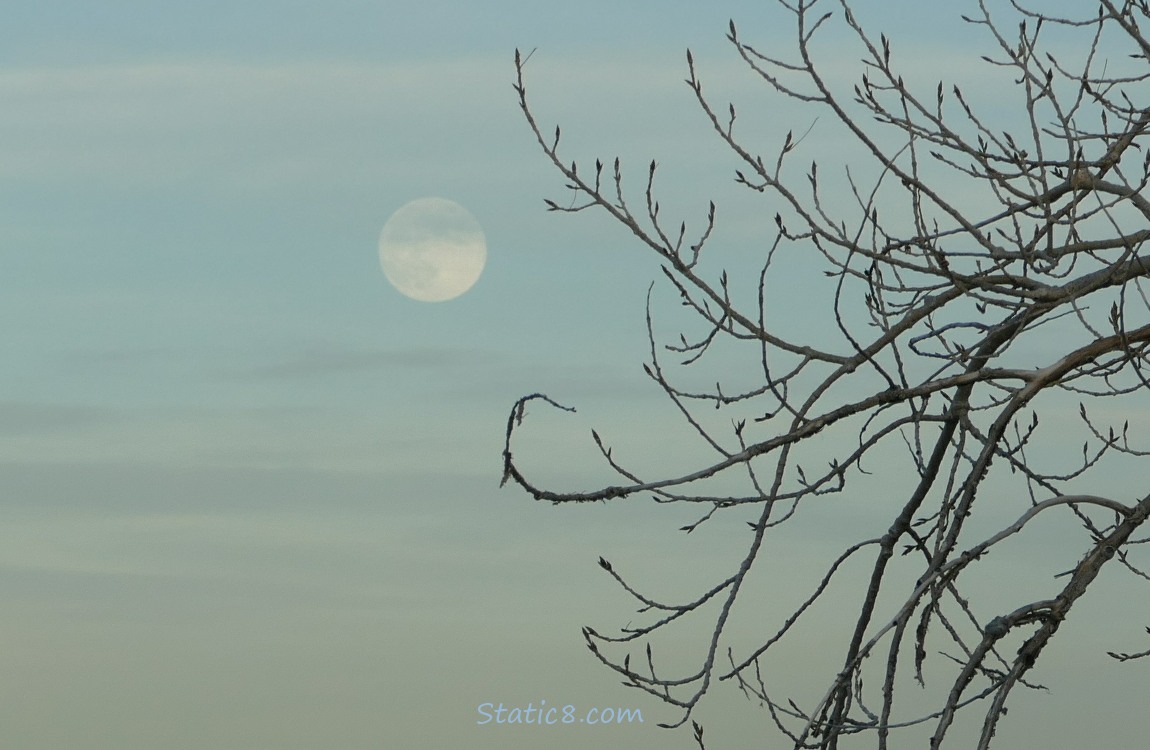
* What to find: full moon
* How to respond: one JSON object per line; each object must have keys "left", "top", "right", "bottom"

{"left": 378, "top": 197, "right": 487, "bottom": 302}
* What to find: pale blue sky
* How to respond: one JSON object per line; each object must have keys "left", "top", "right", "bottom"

{"left": 1, "top": 1, "right": 1145, "bottom": 748}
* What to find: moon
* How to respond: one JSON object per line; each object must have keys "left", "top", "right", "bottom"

{"left": 378, "top": 197, "right": 487, "bottom": 302}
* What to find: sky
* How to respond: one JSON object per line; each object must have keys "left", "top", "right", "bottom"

{"left": 1, "top": 1, "right": 1147, "bottom": 748}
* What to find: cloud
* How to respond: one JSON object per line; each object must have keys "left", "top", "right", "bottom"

{"left": 235, "top": 342, "right": 493, "bottom": 380}
{"left": 0, "top": 58, "right": 514, "bottom": 191}
{"left": 0, "top": 401, "right": 115, "bottom": 435}
{"left": 0, "top": 51, "right": 787, "bottom": 198}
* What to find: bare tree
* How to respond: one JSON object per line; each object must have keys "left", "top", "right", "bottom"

{"left": 501, "top": 1, "right": 1150, "bottom": 747}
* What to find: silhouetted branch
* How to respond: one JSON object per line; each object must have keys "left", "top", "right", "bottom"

{"left": 507, "top": 1, "right": 1150, "bottom": 747}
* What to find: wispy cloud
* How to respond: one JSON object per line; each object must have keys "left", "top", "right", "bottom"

{"left": 0, "top": 401, "right": 114, "bottom": 435}
{"left": 234, "top": 342, "right": 494, "bottom": 380}
{"left": 0, "top": 58, "right": 514, "bottom": 190}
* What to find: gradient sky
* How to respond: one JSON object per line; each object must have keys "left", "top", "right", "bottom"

{"left": 2, "top": 1, "right": 1146, "bottom": 748}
